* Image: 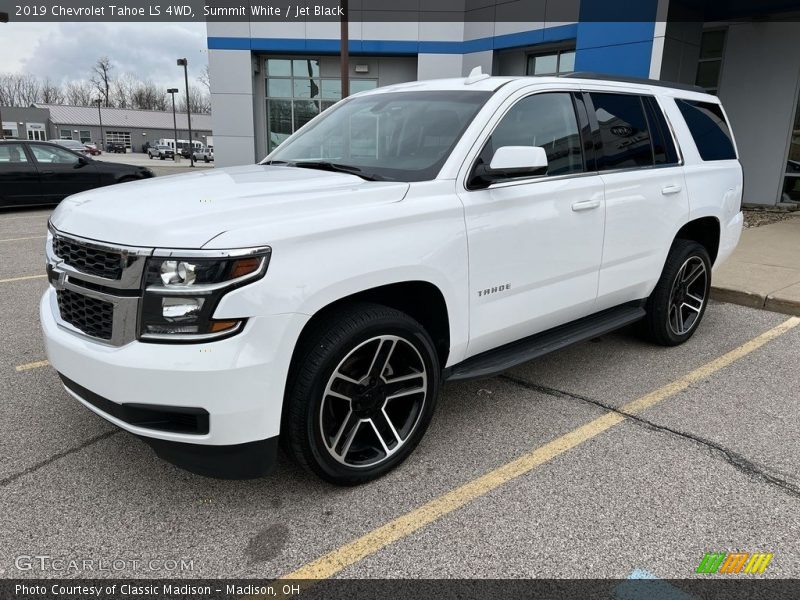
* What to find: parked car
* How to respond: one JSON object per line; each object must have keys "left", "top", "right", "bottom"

{"left": 51, "top": 139, "right": 92, "bottom": 155}
{"left": 106, "top": 142, "right": 126, "bottom": 153}
{"left": 0, "top": 140, "right": 154, "bottom": 208}
{"left": 192, "top": 147, "right": 214, "bottom": 163}
{"left": 83, "top": 142, "right": 102, "bottom": 156}
{"left": 148, "top": 145, "right": 175, "bottom": 160}
{"left": 41, "top": 73, "right": 743, "bottom": 484}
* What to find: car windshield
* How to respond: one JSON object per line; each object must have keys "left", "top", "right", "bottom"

{"left": 264, "top": 90, "right": 492, "bottom": 182}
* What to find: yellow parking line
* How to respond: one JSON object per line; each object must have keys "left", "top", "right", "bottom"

{"left": 0, "top": 235, "right": 46, "bottom": 243}
{"left": 0, "top": 274, "right": 46, "bottom": 284}
{"left": 15, "top": 360, "right": 49, "bottom": 372}
{"left": 276, "top": 316, "right": 800, "bottom": 582}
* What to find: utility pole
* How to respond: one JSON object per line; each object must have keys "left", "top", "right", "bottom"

{"left": 340, "top": 0, "right": 349, "bottom": 98}
{"left": 177, "top": 58, "right": 194, "bottom": 167}
{"left": 167, "top": 88, "right": 179, "bottom": 161}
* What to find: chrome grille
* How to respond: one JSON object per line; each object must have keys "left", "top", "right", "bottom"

{"left": 56, "top": 289, "right": 114, "bottom": 341}
{"left": 53, "top": 235, "right": 124, "bottom": 280}
{"left": 47, "top": 226, "right": 153, "bottom": 346}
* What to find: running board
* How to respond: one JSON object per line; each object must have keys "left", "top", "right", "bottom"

{"left": 445, "top": 305, "right": 646, "bottom": 382}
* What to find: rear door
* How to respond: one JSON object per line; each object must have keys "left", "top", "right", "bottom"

{"left": 0, "top": 143, "right": 42, "bottom": 207}
{"left": 28, "top": 143, "right": 101, "bottom": 202}
{"left": 586, "top": 91, "right": 690, "bottom": 308}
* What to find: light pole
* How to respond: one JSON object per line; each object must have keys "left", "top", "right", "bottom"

{"left": 0, "top": 12, "right": 7, "bottom": 138}
{"left": 95, "top": 99, "right": 104, "bottom": 150}
{"left": 167, "top": 88, "right": 179, "bottom": 161}
{"left": 176, "top": 58, "right": 194, "bottom": 167}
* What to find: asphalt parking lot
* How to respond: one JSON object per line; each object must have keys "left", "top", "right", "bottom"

{"left": 1, "top": 205, "right": 799, "bottom": 583}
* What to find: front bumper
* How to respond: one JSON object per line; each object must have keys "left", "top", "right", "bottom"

{"left": 41, "top": 287, "right": 308, "bottom": 452}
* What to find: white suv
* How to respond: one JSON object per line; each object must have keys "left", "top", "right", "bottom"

{"left": 41, "top": 73, "right": 743, "bottom": 484}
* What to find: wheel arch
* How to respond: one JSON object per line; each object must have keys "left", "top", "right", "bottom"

{"left": 674, "top": 216, "right": 721, "bottom": 265}
{"left": 290, "top": 280, "right": 452, "bottom": 373}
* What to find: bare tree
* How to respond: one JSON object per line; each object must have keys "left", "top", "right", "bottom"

{"left": 131, "top": 81, "right": 168, "bottom": 111}
{"left": 197, "top": 65, "right": 211, "bottom": 93}
{"left": 0, "top": 73, "right": 41, "bottom": 106}
{"left": 179, "top": 85, "right": 211, "bottom": 114}
{"left": 91, "top": 56, "right": 113, "bottom": 107}
{"left": 40, "top": 78, "right": 64, "bottom": 104}
{"left": 65, "top": 80, "right": 95, "bottom": 106}
{"left": 111, "top": 73, "right": 137, "bottom": 109}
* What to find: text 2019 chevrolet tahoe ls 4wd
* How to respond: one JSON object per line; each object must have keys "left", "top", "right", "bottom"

{"left": 41, "top": 73, "right": 743, "bottom": 484}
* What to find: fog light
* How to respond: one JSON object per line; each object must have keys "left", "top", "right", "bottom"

{"left": 162, "top": 296, "right": 204, "bottom": 320}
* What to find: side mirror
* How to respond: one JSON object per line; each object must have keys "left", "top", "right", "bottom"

{"left": 470, "top": 146, "right": 548, "bottom": 188}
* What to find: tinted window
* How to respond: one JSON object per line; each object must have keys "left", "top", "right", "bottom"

{"left": 643, "top": 97, "right": 679, "bottom": 166}
{"left": 675, "top": 99, "right": 736, "bottom": 161}
{"left": 480, "top": 92, "right": 584, "bottom": 176}
{"left": 0, "top": 144, "right": 28, "bottom": 164}
{"left": 590, "top": 93, "right": 653, "bottom": 170}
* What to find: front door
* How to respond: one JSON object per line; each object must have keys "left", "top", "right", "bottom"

{"left": 458, "top": 92, "right": 606, "bottom": 357}
{"left": 28, "top": 143, "right": 100, "bottom": 202}
{"left": 0, "top": 143, "right": 42, "bottom": 207}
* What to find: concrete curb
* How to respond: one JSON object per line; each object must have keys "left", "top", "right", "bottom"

{"left": 711, "top": 286, "right": 800, "bottom": 317}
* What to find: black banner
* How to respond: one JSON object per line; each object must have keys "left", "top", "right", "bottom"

{"left": 3, "top": 579, "right": 800, "bottom": 600}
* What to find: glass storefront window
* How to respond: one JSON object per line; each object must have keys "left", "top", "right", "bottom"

{"left": 696, "top": 29, "right": 727, "bottom": 95}
{"left": 784, "top": 96, "right": 800, "bottom": 202}
{"left": 526, "top": 48, "right": 576, "bottom": 77}
{"left": 265, "top": 56, "right": 377, "bottom": 152}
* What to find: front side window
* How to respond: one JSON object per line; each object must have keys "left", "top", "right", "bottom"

{"left": 477, "top": 92, "right": 584, "bottom": 177}
{"left": 266, "top": 90, "right": 491, "bottom": 182}
{"left": 30, "top": 144, "right": 81, "bottom": 165}
{"left": 590, "top": 93, "right": 653, "bottom": 170}
{"left": 675, "top": 99, "right": 736, "bottom": 161}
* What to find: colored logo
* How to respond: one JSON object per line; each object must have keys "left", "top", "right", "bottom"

{"left": 696, "top": 552, "right": 773, "bottom": 574}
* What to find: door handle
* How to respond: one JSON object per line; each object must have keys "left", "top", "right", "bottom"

{"left": 571, "top": 199, "right": 602, "bottom": 212}
{"left": 662, "top": 185, "right": 683, "bottom": 195}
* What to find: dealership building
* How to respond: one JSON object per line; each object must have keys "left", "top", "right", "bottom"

{"left": 1, "top": 104, "right": 212, "bottom": 152}
{"left": 207, "top": 0, "right": 800, "bottom": 206}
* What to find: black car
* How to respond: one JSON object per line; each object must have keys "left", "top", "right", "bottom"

{"left": 0, "top": 140, "right": 154, "bottom": 208}
{"left": 106, "top": 142, "right": 126, "bottom": 153}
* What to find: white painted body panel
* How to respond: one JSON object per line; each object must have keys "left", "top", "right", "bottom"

{"left": 40, "top": 75, "right": 743, "bottom": 448}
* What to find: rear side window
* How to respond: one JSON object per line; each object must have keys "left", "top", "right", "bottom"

{"left": 643, "top": 97, "right": 680, "bottom": 166}
{"left": 589, "top": 93, "right": 653, "bottom": 170}
{"left": 675, "top": 99, "right": 737, "bottom": 161}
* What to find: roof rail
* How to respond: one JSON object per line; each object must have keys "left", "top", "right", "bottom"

{"left": 562, "top": 72, "right": 707, "bottom": 94}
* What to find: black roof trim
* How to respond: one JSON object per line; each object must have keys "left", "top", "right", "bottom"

{"left": 562, "top": 72, "right": 707, "bottom": 94}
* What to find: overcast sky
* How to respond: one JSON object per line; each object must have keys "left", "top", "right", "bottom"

{"left": 1, "top": 22, "right": 208, "bottom": 88}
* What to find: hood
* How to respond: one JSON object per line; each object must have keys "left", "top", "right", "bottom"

{"left": 50, "top": 164, "right": 410, "bottom": 248}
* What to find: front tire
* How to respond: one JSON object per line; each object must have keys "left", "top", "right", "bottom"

{"left": 641, "top": 240, "right": 712, "bottom": 346}
{"left": 283, "top": 303, "right": 440, "bottom": 485}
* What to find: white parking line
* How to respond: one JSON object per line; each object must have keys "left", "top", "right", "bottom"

{"left": 0, "top": 235, "right": 46, "bottom": 243}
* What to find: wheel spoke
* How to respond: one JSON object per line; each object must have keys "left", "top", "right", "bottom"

{"left": 368, "top": 418, "right": 391, "bottom": 454}
{"left": 684, "top": 262, "right": 705, "bottom": 286}
{"left": 682, "top": 301, "right": 701, "bottom": 315}
{"left": 384, "top": 371, "right": 426, "bottom": 396}
{"left": 333, "top": 413, "right": 362, "bottom": 458}
{"left": 332, "top": 370, "right": 360, "bottom": 386}
{"left": 326, "top": 389, "right": 352, "bottom": 403}
{"left": 686, "top": 292, "right": 704, "bottom": 308}
{"left": 676, "top": 303, "right": 685, "bottom": 332}
{"left": 364, "top": 338, "right": 396, "bottom": 381}
{"left": 373, "top": 410, "right": 401, "bottom": 445}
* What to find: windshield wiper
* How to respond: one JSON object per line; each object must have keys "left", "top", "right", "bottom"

{"left": 286, "top": 161, "right": 384, "bottom": 181}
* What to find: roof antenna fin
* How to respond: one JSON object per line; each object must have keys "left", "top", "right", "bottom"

{"left": 465, "top": 66, "right": 490, "bottom": 85}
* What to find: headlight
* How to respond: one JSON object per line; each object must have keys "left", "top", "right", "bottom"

{"left": 139, "top": 247, "right": 271, "bottom": 342}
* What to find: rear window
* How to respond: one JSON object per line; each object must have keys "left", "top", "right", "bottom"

{"left": 675, "top": 99, "right": 737, "bottom": 161}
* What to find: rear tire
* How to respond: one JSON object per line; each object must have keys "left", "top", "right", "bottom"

{"left": 283, "top": 303, "right": 440, "bottom": 485}
{"left": 641, "top": 240, "right": 711, "bottom": 346}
